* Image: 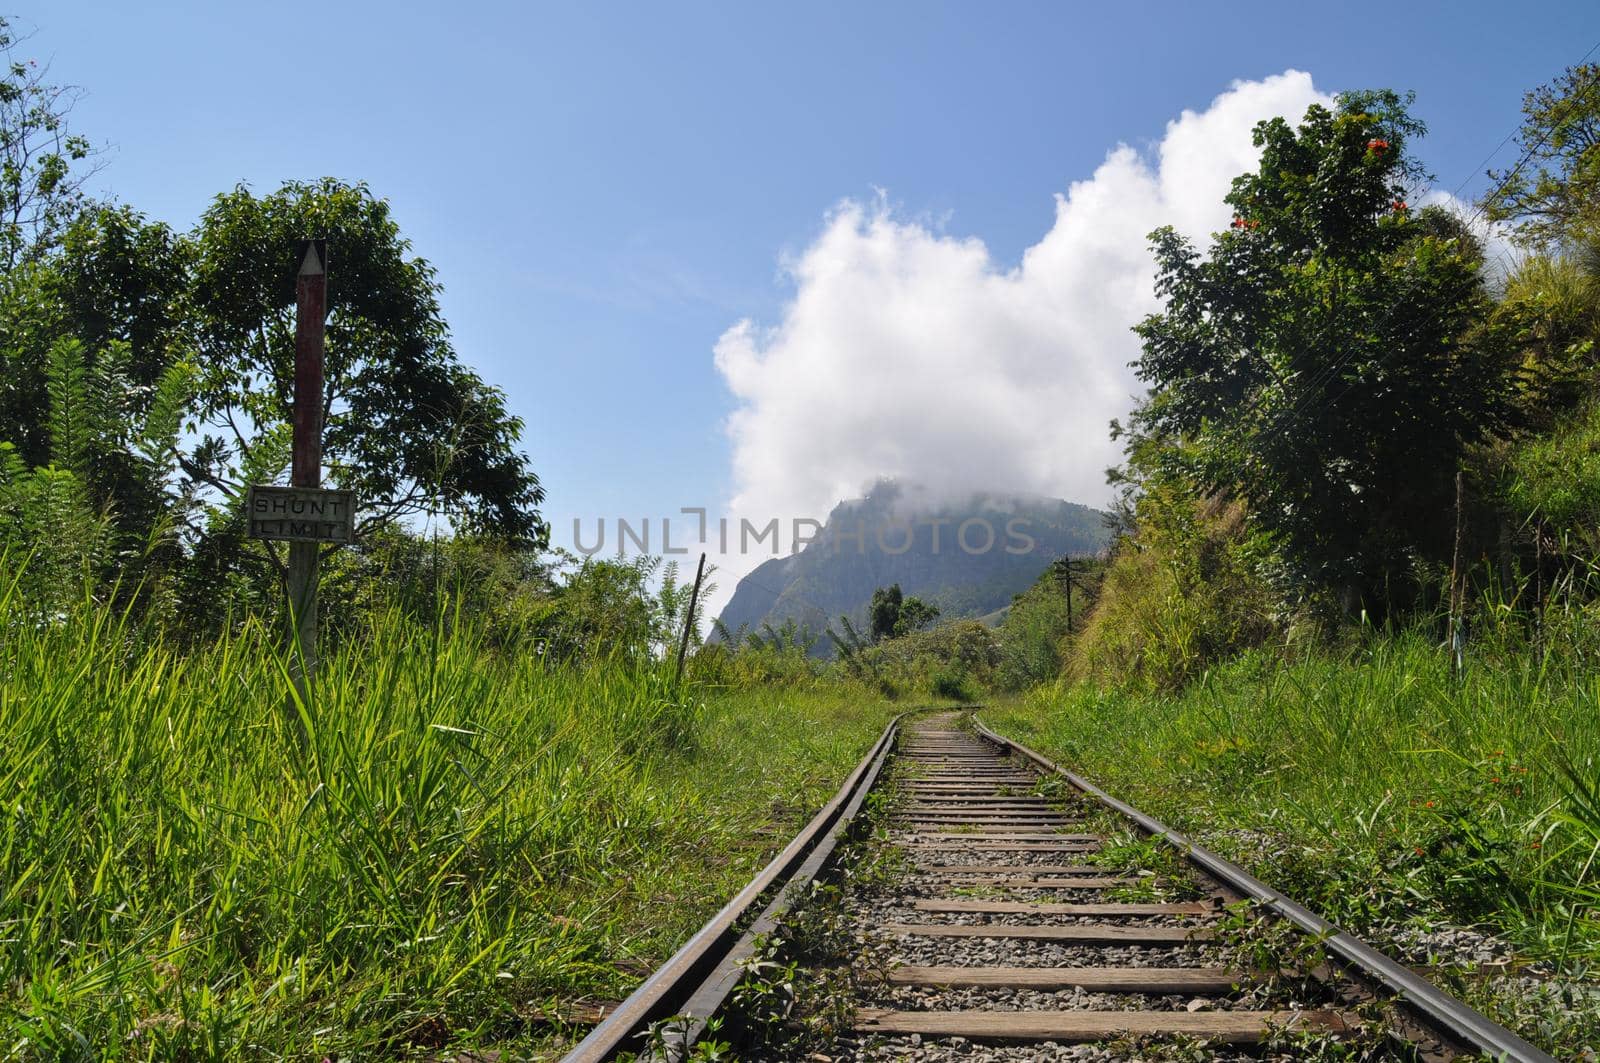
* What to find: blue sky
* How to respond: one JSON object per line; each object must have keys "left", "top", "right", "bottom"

{"left": 23, "top": 1, "right": 1600, "bottom": 589}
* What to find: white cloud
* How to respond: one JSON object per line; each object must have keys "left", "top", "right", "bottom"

{"left": 714, "top": 71, "right": 1333, "bottom": 553}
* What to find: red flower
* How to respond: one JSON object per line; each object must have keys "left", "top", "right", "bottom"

{"left": 1367, "top": 138, "right": 1390, "bottom": 153}
{"left": 1392, "top": 199, "right": 1409, "bottom": 213}
{"left": 1492, "top": 777, "right": 1501, "bottom": 783}
{"left": 1424, "top": 800, "right": 1435, "bottom": 808}
{"left": 1414, "top": 846, "right": 1425, "bottom": 856}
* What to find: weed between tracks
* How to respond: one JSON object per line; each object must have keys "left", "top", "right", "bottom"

{"left": 1211, "top": 899, "right": 1335, "bottom": 1004}
{"left": 1090, "top": 825, "right": 1206, "bottom": 903}
{"left": 1111, "top": 1004, "right": 1408, "bottom": 1063}
{"left": 726, "top": 883, "right": 867, "bottom": 1054}
{"left": 1099, "top": 1012, "right": 1404, "bottom": 1063}
{"left": 1097, "top": 905, "right": 1410, "bottom": 1062}
{"left": 715, "top": 769, "right": 908, "bottom": 1058}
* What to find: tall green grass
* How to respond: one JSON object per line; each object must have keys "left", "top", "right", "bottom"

{"left": 0, "top": 583, "right": 893, "bottom": 1058}
{"left": 985, "top": 619, "right": 1600, "bottom": 965}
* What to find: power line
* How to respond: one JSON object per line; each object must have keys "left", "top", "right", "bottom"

{"left": 1286, "top": 51, "right": 1600, "bottom": 422}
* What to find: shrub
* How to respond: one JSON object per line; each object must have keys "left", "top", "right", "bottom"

{"left": 994, "top": 572, "right": 1075, "bottom": 691}
{"left": 1501, "top": 399, "right": 1600, "bottom": 556}
{"left": 1069, "top": 487, "right": 1281, "bottom": 691}
{"left": 859, "top": 620, "right": 1000, "bottom": 697}
{"left": 929, "top": 665, "right": 976, "bottom": 702}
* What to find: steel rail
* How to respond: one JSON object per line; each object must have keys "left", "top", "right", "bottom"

{"left": 561, "top": 713, "right": 903, "bottom": 1063}
{"left": 971, "top": 716, "right": 1557, "bottom": 1063}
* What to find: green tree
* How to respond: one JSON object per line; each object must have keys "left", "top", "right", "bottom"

{"left": 0, "top": 208, "right": 190, "bottom": 468}
{"left": 1123, "top": 90, "right": 1520, "bottom": 612}
{"left": 534, "top": 553, "right": 714, "bottom": 663}
{"left": 0, "top": 19, "right": 100, "bottom": 269}
{"left": 0, "top": 206, "right": 200, "bottom": 621}
{"left": 4, "top": 209, "right": 194, "bottom": 557}
{"left": 869, "top": 583, "right": 903, "bottom": 643}
{"left": 183, "top": 179, "right": 545, "bottom": 544}
{"left": 1483, "top": 64, "right": 1600, "bottom": 249}
{"left": 895, "top": 595, "right": 940, "bottom": 636}
{"left": 867, "top": 582, "right": 940, "bottom": 641}
{"left": 0, "top": 17, "right": 171, "bottom": 495}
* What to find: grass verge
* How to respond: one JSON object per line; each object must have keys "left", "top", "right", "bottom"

{"left": 0, "top": 593, "right": 894, "bottom": 1059}
{"left": 980, "top": 629, "right": 1600, "bottom": 1056}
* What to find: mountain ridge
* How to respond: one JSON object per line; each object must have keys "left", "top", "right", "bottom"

{"left": 714, "top": 482, "right": 1110, "bottom": 652}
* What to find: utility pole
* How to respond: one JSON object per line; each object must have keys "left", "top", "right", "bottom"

{"left": 1065, "top": 558, "right": 1073, "bottom": 634}
{"left": 675, "top": 552, "right": 707, "bottom": 683}
{"left": 288, "top": 239, "right": 327, "bottom": 691}
{"left": 1051, "top": 556, "right": 1076, "bottom": 633}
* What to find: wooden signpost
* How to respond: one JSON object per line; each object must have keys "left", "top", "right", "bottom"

{"left": 246, "top": 239, "right": 354, "bottom": 692}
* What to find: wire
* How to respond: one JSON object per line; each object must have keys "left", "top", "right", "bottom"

{"left": 1282, "top": 52, "right": 1600, "bottom": 427}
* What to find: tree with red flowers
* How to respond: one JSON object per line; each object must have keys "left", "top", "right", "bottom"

{"left": 1118, "top": 90, "right": 1521, "bottom": 615}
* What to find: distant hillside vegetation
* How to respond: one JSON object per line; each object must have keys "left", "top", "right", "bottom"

{"left": 714, "top": 482, "right": 1109, "bottom": 653}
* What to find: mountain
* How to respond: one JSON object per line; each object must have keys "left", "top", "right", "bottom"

{"left": 713, "top": 482, "right": 1110, "bottom": 653}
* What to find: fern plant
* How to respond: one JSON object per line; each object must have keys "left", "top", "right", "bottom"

{"left": 44, "top": 336, "right": 98, "bottom": 479}
{"left": 0, "top": 442, "right": 107, "bottom": 617}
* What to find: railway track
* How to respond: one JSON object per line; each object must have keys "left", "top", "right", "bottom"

{"left": 564, "top": 712, "right": 1556, "bottom": 1062}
